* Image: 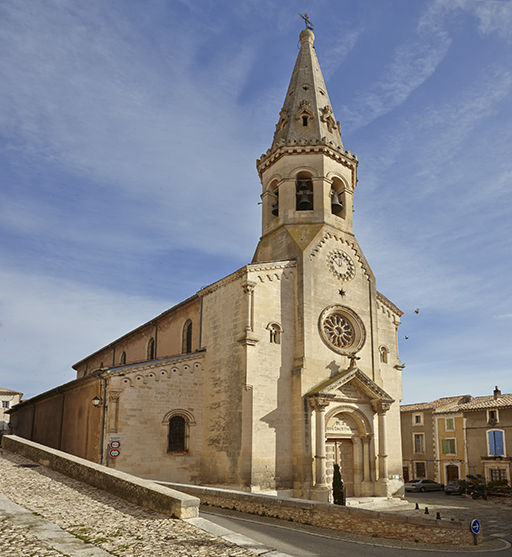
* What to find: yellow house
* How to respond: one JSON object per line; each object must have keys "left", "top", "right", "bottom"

{"left": 435, "top": 411, "right": 466, "bottom": 483}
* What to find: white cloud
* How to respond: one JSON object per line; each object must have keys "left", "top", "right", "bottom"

{"left": 0, "top": 268, "right": 166, "bottom": 398}
{"left": 341, "top": 10, "right": 452, "bottom": 131}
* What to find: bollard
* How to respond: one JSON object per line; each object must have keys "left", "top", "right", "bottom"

{"left": 436, "top": 512, "right": 441, "bottom": 520}
{"left": 415, "top": 503, "right": 419, "bottom": 510}
{"left": 424, "top": 507, "right": 429, "bottom": 514}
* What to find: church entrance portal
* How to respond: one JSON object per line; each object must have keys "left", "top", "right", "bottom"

{"left": 325, "top": 413, "right": 360, "bottom": 498}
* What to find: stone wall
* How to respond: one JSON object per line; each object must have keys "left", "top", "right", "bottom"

{"left": 159, "top": 482, "right": 478, "bottom": 545}
{"left": 2, "top": 435, "right": 199, "bottom": 520}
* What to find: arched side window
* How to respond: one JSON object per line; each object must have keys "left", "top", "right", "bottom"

{"left": 119, "top": 351, "right": 127, "bottom": 365}
{"left": 182, "top": 319, "right": 192, "bottom": 354}
{"left": 147, "top": 337, "right": 155, "bottom": 360}
{"left": 169, "top": 416, "right": 187, "bottom": 452}
{"left": 267, "top": 322, "right": 282, "bottom": 344}
{"left": 296, "top": 175, "right": 313, "bottom": 211}
{"left": 163, "top": 410, "right": 195, "bottom": 454}
{"left": 379, "top": 346, "right": 389, "bottom": 364}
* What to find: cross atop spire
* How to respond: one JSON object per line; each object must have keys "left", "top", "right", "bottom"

{"left": 299, "top": 12, "right": 314, "bottom": 30}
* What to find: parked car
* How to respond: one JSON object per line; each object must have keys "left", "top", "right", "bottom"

{"left": 444, "top": 480, "right": 464, "bottom": 495}
{"left": 405, "top": 479, "right": 444, "bottom": 492}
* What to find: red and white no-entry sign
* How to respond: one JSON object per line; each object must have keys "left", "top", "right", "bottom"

{"left": 110, "top": 441, "right": 121, "bottom": 449}
{"left": 109, "top": 448, "right": 120, "bottom": 458}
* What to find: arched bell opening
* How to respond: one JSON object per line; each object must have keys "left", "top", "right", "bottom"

{"left": 330, "top": 176, "right": 346, "bottom": 218}
{"left": 296, "top": 172, "right": 314, "bottom": 211}
{"left": 269, "top": 179, "right": 279, "bottom": 217}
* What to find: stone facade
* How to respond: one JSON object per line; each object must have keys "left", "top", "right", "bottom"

{"left": 9, "top": 29, "right": 405, "bottom": 502}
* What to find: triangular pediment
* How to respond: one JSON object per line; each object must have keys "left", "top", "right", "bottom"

{"left": 307, "top": 367, "right": 394, "bottom": 404}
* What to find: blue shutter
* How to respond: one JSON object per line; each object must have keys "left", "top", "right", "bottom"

{"left": 494, "top": 431, "right": 504, "bottom": 456}
{"left": 489, "top": 430, "right": 504, "bottom": 455}
{"left": 489, "top": 431, "right": 496, "bottom": 454}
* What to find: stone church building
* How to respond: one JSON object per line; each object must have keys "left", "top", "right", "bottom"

{"left": 9, "top": 28, "right": 405, "bottom": 501}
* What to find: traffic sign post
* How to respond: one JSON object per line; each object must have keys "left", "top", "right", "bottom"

{"left": 109, "top": 448, "right": 120, "bottom": 459}
{"left": 470, "top": 519, "right": 481, "bottom": 545}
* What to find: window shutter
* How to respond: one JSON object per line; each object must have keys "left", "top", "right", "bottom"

{"left": 487, "top": 431, "right": 496, "bottom": 454}
{"left": 442, "top": 439, "right": 447, "bottom": 454}
{"left": 494, "top": 431, "right": 504, "bottom": 456}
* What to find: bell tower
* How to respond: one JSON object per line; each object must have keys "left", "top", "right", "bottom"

{"left": 253, "top": 28, "right": 359, "bottom": 264}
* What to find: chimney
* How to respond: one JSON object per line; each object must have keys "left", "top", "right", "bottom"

{"left": 494, "top": 386, "right": 502, "bottom": 400}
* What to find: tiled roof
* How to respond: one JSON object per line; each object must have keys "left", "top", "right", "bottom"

{"left": 434, "top": 394, "right": 512, "bottom": 414}
{"left": 400, "top": 396, "right": 464, "bottom": 413}
{"left": 0, "top": 388, "right": 23, "bottom": 395}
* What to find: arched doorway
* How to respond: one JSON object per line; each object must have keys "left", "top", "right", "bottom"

{"left": 446, "top": 464, "right": 459, "bottom": 482}
{"left": 325, "top": 414, "right": 360, "bottom": 497}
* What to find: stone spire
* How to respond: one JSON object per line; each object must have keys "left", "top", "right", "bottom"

{"left": 270, "top": 29, "right": 343, "bottom": 153}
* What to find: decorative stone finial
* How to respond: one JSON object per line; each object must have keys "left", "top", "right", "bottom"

{"left": 299, "top": 29, "right": 315, "bottom": 45}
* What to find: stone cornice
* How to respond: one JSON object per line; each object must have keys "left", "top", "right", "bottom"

{"left": 257, "top": 143, "right": 358, "bottom": 190}
{"left": 198, "top": 260, "right": 297, "bottom": 296}
{"left": 376, "top": 292, "right": 403, "bottom": 318}
{"left": 107, "top": 351, "right": 205, "bottom": 378}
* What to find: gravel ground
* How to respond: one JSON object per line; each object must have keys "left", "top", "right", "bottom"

{"left": 0, "top": 449, "right": 257, "bottom": 557}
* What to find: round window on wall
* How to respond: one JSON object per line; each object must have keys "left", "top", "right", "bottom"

{"left": 319, "top": 305, "right": 366, "bottom": 355}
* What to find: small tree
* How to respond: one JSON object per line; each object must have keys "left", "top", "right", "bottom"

{"left": 332, "top": 464, "right": 345, "bottom": 505}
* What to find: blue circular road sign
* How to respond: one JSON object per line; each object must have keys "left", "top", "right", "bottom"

{"left": 471, "top": 519, "right": 481, "bottom": 535}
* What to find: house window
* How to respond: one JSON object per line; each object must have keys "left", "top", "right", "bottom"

{"left": 488, "top": 430, "right": 505, "bottom": 456}
{"left": 2, "top": 401, "right": 10, "bottom": 409}
{"left": 415, "top": 462, "right": 426, "bottom": 478}
{"left": 414, "top": 433, "right": 425, "bottom": 454}
{"left": 488, "top": 409, "right": 499, "bottom": 425}
{"left": 446, "top": 418, "right": 455, "bottom": 431}
{"left": 182, "top": 320, "right": 192, "bottom": 354}
{"left": 379, "top": 346, "right": 388, "bottom": 364}
{"left": 168, "top": 416, "right": 188, "bottom": 453}
{"left": 442, "top": 438, "right": 456, "bottom": 455}
{"left": 490, "top": 469, "right": 507, "bottom": 482}
{"left": 413, "top": 413, "right": 423, "bottom": 426}
{"left": 119, "top": 351, "right": 126, "bottom": 365}
{"left": 147, "top": 338, "right": 155, "bottom": 360}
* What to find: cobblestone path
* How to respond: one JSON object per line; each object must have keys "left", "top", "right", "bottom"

{"left": 0, "top": 449, "right": 256, "bottom": 556}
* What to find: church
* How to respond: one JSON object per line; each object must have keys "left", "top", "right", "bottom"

{"left": 9, "top": 27, "right": 405, "bottom": 501}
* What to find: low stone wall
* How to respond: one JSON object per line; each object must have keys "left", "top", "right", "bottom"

{"left": 2, "top": 435, "right": 199, "bottom": 519}
{"left": 158, "top": 482, "right": 478, "bottom": 545}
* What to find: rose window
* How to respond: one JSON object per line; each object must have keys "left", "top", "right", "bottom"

{"left": 323, "top": 313, "right": 355, "bottom": 348}
{"left": 319, "top": 305, "right": 366, "bottom": 355}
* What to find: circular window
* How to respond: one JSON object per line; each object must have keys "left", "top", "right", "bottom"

{"left": 319, "top": 305, "right": 366, "bottom": 355}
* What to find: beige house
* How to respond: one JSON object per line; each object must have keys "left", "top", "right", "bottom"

{"left": 400, "top": 397, "right": 462, "bottom": 483}
{"left": 402, "top": 387, "right": 512, "bottom": 485}
{"left": 10, "top": 28, "right": 405, "bottom": 501}
{"left": 0, "top": 388, "right": 23, "bottom": 431}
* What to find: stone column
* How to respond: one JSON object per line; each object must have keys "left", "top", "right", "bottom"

{"left": 238, "top": 281, "right": 258, "bottom": 346}
{"left": 361, "top": 435, "right": 372, "bottom": 496}
{"left": 308, "top": 395, "right": 335, "bottom": 502}
{"left": 372, "top": 399, "right": 392, "bottom": 496}
{"left": 107, "top": 391, "right": 121, "bottom": 433}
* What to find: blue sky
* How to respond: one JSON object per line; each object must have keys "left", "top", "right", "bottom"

{"left": 1, "top": 0, "right": 511, "bottom": 403}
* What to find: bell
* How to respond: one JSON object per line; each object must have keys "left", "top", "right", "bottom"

{"left": 297, "top": 182, "right": 313, "bottom": 210}
{"left": 272, "top": 199, "right": 279, "bottom": 216}
{"left": 297, "top": 191, "right": 313, "bottom": 210}
{"left": 331, "top": 193, "right": 343, "bottom": 215}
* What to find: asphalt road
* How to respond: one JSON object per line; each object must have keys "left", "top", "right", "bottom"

{"left": 200, "top": 493, "right": 512, "bottom": 557}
